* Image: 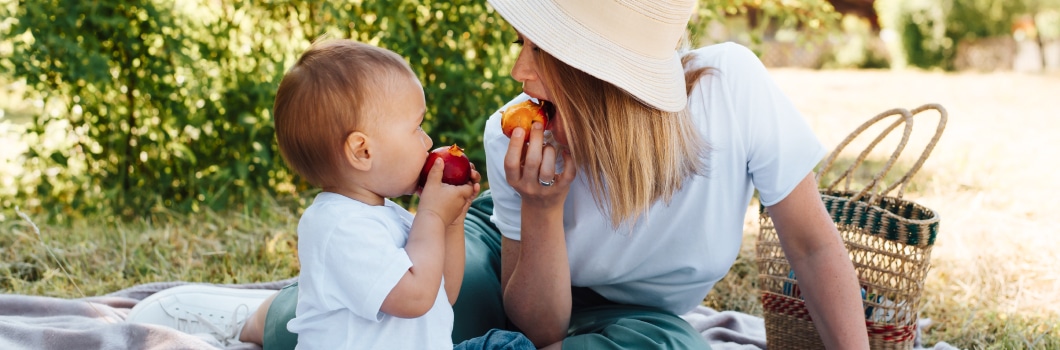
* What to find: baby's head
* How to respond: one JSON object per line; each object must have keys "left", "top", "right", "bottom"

{"left": 274, "top": 39, "right": 429, "bottom": 194}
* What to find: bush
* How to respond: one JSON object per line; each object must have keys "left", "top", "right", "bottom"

{"left": 1, "top": 0, "right": 840, "bottom": 221}
{"left": 0, "top": 0, "right": 520, "bottom": 221}
{"left": 897, "top": 0, "right": 1032, "bottom": 70}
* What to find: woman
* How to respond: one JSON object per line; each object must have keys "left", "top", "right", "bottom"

{"left": 129, "top": 0, "right": 871, "bottom": 348}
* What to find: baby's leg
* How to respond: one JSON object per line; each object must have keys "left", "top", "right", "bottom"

{"left": 239, "top": 291, "right": 278, "bottom": 344}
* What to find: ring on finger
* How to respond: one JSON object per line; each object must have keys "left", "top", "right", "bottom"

{"left": 538, "top": 178, "right": 555, "bottom": 187}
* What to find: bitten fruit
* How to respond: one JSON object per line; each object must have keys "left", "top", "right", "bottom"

{"left": 418, "top": 144, "right": 472, "bottom": 187}
{"left": 500, "top": 100, "right": 549, "bottom": 138}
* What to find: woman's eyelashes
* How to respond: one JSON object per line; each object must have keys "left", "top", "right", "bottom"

{"left": 512, "top": 38, "right": 540, "bottom": 52}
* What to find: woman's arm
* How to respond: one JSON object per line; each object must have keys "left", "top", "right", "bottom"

{"left": 767, "top": 172, "right": 870, "bottom": 350}
{"left": 499, "top": 124, "right": 577, "bottom": 347}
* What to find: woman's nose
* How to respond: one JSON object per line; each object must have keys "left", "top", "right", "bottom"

{"left": 511, "top": 51, "right": 535, "bottom": 83}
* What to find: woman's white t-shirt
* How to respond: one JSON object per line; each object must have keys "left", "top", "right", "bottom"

{"left": 288, "top": 192, "right": 454, "bottom": 350}
{"left": 483, "top": 42, "right": 826, "bottom": 315}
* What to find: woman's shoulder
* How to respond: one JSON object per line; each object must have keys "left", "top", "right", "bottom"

{"left": 685, "top": 42, "right": 765, "bottom": 74}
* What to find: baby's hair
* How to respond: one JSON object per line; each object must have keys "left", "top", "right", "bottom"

{"left": 273, "top": 39, "right": 415, "bottom": 187}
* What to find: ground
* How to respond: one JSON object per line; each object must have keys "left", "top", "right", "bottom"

{"left": 768, "top": 68, "right": 1060, "bottom": 319}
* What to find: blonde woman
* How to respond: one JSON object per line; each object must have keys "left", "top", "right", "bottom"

{"left": 128, "top": 0, "right": 871, "bottom": 349}
{"left": 459, "top": 0, "right": 871, "bottom": 348}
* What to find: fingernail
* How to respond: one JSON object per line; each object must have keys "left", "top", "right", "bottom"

{"left": 514, "top": 128, "right": 524, "bottom": 137}
{"left": 533, "top": 122, "right": 543, "bottom": 130}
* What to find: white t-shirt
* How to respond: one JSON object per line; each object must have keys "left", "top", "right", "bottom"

{"left": 288, "top": 192, "right": 454, "bottom": 350}
{"left": 484, "top": 42, "right": 826, "bottom": 315}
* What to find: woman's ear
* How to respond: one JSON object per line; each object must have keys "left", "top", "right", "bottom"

{"left": 344, "top": 131, "right": 372, "bottom": 171}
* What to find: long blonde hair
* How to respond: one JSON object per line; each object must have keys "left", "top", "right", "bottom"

{"left": 537, "top": 51, "right": 712, "bottom": 227}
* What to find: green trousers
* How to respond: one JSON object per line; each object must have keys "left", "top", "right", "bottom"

{"left": 265, "top": 191, "right": 710, "bottom": 350}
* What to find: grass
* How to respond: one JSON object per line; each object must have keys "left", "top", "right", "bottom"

{"left": 1, "top": 206, "right": 300, "bottom": 297}
{"left": 4, "top": 69, "right": 1060, "bottom": 349}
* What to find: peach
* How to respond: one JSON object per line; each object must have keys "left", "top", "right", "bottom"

{"left": 500, "top": 100, "right": 549, "bottom": 138}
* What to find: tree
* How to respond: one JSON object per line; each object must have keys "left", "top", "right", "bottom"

{"left": 0, "top": 0, "right": 840, "bottom": 221}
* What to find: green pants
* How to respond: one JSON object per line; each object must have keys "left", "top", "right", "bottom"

{"left": 265, "top": 191, "right": 710, "bottom": 350}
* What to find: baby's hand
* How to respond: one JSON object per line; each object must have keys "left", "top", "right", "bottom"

{"left": 452, "top": 165, "right": 482, "bottom": 225}
{"left": 417, "top": 158, "right": 477, "bottom": 226}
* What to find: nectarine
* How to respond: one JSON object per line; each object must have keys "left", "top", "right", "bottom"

{"left": 418, "top": 144, "right": 472, "bottom": 187}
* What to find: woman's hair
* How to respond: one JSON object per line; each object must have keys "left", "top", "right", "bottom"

{"left": 537, "top": 51, "right": 712, "bottom": 227}
{"left": 273, "top": 39, "right": 413, "bottom": 187}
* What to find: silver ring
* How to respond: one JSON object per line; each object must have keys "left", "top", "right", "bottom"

{"left": 538, "top": 178, "right": 555, "bottom": 187}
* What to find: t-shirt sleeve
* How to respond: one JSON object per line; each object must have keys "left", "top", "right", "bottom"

{"left": 719, "top": 43, "right": 826, "bottom": 206}
{"left": 484, "top": 94, "right": 534, "bottom": 241}
{"left": 318, "top": 217, "right": 413, "bottom": 321}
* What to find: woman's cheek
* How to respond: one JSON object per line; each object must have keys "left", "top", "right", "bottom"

{"left": 549, "top": 115, "right": 569, "bottom": 146}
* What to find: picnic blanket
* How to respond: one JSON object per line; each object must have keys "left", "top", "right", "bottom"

{"left": 0, "top": 279, "right": 959, "bottom": 350}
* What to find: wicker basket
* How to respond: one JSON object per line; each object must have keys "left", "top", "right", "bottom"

{"left": 756, "top": 104, "right": 947, "bottom": 349}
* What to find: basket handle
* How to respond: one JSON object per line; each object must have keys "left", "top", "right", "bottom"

{"left": 876, "top": 103, "right": 948, "bottom": 200}
{"left": 816, "top": 108, "right": 916, "bottom": 203}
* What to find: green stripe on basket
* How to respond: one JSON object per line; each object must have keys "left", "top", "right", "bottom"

{"left": 928, "top": 221, "right": 938, "bottom": 245}
{"left": 870, "top": 210, "right": 883, "bottom": 235}
{"left": 885, "top": 215, "right": 900, "bottom": 241}
{"left": 906, "top": 222, "right": 920, "bottom": 245}
{"left": 809, "top": 193, "right": 939, "bottom": 247}
{"left": 855, "top": 206, "right": 868, "bottom": 228}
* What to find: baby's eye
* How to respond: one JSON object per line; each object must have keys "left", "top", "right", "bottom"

{"left": 513, "top": 38, "right": 524, "bottom": 45}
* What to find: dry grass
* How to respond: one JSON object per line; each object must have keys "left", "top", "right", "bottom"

{"left": 1, "top": 207, "right": 301, "bottom": 297}
{"left": 704, "top": 68, "right": 1060, "bottom": 349}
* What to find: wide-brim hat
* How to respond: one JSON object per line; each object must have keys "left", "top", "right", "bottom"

{"left": 487, "top": 0, "right": 696, "bottom": 112}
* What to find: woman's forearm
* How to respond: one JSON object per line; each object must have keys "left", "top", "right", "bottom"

{"left": 502, "top": 204, "right": 571, "bottom": 347}
{"left": 770, "top": 173, "right": 870, "bottom": 349}
{"left": 789, "top": 241, "right": 870, "bottom": 349}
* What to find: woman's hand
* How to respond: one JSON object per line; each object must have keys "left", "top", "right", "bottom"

{"left": 503, "top": 122, "right": 576, "bottom": 209}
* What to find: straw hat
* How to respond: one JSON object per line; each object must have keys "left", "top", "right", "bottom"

{"left": 487, "top": 0, "right": 697, "bottom": 112}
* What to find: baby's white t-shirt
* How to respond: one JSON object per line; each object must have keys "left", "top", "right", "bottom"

{"left": 484, "top": 42, "right": 826, "bottom": 315}
{"left": 288, "top": 192, "right": 453, "bottom": 350}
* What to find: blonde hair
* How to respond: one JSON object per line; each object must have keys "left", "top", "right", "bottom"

{"left": 273, "top": 39, "right": 414, "bottom": 187}
{"left": 537, "top": 51, "right": 712, "bottom": 227}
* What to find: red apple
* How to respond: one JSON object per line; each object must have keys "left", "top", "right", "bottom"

{"left": 418, "top": 144, "right": 472, "bottom": 188}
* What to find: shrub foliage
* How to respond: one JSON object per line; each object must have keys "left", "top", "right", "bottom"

{"left": 0, "top": 0, "right": 839, "bottom": 221}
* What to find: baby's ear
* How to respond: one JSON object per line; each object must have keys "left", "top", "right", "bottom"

{"left": 344, "top": 131, "right": 372, "bottom": 171}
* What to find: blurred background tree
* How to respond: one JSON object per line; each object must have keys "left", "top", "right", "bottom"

{"left": 891, "top": 0, "right": 1060, "bottom": 70}
{"left": 0, "top": 0, "right": 847, "bottom": 222}
{"left": 0, "top": 0, "right": 521, "bottom": 221}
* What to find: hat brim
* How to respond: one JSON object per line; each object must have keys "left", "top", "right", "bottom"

{"left": 488, "top": 0, "right": 688, "bottom": 112}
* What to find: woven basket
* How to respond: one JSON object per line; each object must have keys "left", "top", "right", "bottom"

{"left": 756, "top": 104, "right": 947, "bottom": 349}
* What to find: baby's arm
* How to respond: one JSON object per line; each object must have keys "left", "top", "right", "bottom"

{"left": 443, "top": 167, "right": 481, "bottom": 304}
{"left": 443, "top": 216, "right": 465, "bottom": 306}
{"left": 380, "top": 159, "right": 476, "bottom": 318}
{"left": 380, "top": 211, "right": 447, "bottom": 318}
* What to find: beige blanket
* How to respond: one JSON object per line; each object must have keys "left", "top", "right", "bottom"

{"left": 0, "top": 279, "right": 958, "bottom": 350}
